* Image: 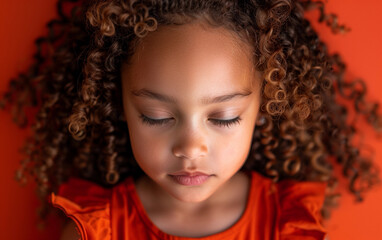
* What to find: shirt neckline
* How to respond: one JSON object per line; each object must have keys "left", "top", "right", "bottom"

{"left": 126, "top": 171, "right": 256, "bottom": 240}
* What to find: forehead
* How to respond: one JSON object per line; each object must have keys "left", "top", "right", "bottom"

{"left": 121, "top": 22, "right": 257, "bottom": 99}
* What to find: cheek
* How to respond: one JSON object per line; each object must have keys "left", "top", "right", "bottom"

{"left": 128, "top": 121, "right": 170, "bottom": 171}
{"left": 124, "top": 104, "right": 166, "bottom": 167}
{"left": 213, "top": 121, "right": 255, "bottom": 168}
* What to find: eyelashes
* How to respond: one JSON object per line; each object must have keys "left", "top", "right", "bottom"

{"left": 139, "top": 114, "right": 172, "bottom": 125}
{"left": 139, "top": 114, "right": 242, "bottom": 128}
{"left": 210, "top": 116, "right": 242, "bottom": 127}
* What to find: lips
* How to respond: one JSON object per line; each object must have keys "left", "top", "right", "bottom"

{"left": 169, "top": 171, "right": 211, "bottom": 186}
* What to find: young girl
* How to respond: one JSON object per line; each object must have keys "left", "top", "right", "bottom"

{"left": 1, "top": 0, "right": 381, "bottom": 239}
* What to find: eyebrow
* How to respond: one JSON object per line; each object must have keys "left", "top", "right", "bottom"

{"left": 131, "top": 88, "right": 252, "bottom": 105}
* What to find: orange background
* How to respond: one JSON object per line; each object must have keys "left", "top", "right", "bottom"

{"left": 0, "top": 0, "right": 381, "bottom": 239}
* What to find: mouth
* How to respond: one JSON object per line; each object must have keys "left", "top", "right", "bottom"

{"left": 168, "top": 171, "right": 212, "bottom": 186}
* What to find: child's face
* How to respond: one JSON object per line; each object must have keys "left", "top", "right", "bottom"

{"left": 121, "top": 22, "right": 261, "bottom": 203}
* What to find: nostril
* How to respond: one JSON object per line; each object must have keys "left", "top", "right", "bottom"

{"left": 173, "top": 151, "right": 184, "bottom": 158}
{"left": 172, "top": 129, "right": 208, "bottom": 159}
{"left": 172, "top": 145, "right": 207, "bottom": 160}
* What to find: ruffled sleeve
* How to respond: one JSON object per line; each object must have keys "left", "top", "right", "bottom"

{"left": 50, "top": 178, "right": 112, "bottom": 240}
{"left": 276, "top": 179, "right": 328, "bottom": 240}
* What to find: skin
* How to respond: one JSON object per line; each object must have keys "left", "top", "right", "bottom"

{"left": 61, "top": 21, "right": 262, "bottom": 239}
{"left": 120, "top": 21, "right": 262, "bottom": 237}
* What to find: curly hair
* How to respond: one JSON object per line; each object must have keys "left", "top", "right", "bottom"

{"left": 1, "top": 0, "right": 381, "bottom": 220}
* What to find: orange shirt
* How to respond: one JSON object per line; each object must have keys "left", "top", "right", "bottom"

{"left": 50, "top": 171, "right": 327, "bottom": 240}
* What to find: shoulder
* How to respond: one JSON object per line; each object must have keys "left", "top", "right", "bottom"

{"left": 60, "top": 220, "right": 81, "bottom": 240}
{"left": 51, "top": 177, "right": 122, "bottom": 240}
{"left": 275, "top": 177, "right": 328, "bottom": 240}
{"left": 247, "top": 171, "right": 328, "bottom": 239}
{"left": 248, "top": 171, "right": 327, "bottom": 215}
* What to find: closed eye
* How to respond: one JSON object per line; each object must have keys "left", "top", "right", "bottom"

{"left": 139, "top": 114, "right": 173, "bottom": 126}
{"left": 139, "top": 114, "right": 242, "bottom": 128}
{"left": 209, "top": 116, "right": 241, "bottom": 128}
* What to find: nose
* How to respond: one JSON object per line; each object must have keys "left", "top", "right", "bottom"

{"left": 171, "top": 127, "right": 208, "bottom": 160}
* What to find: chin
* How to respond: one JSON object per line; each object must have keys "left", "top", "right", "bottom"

{"left": 166, "top": 183, "right": 216, "bottom": 203}
{"left": 172, "top": 191, "right": 213, "bottom": 203}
